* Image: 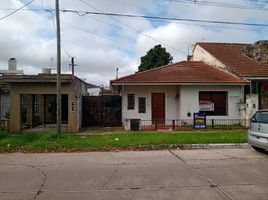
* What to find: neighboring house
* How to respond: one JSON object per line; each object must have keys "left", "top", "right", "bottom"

{"left": 0, "top": 58, "right": 93, "bottom": 133}
{"left": 88, "top": 86, "right": 101, "bottom": 96}
{"left": 191, "top": 40, "right": 268, "bottom": 119}
{"left": 0, "top": 73, "right": 89, "bottom": 133}
{"left": 0, "top": 58, "right": 23, "bottom": 128}
{"left": 111, "top": 61, "right": 248, "bottom": 130}
{"left": 87, "top": 86, "right": 114, "bottom": 96}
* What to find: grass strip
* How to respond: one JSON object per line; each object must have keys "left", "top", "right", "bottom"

{"left": 0, "top": 129, "right": 247, "bottom": 152}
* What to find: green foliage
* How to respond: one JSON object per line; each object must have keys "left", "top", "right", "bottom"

{"left": 138, "top": 44, "right": 173, "bottom": 71}
{"left": 46, "top": 133, "right": 59, "bottom": 141}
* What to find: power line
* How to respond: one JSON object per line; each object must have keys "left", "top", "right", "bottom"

{"left": 61, "top": 21, "right": 139, "bottom": 51}
{"left": 61, "top": 14, "right": 257, "bottom": 56}
{"left": 85, "top": 15, "right": 136, "bottom": 37}
{"left": 0, "top": 7, "right": 257, "bottom": 32}
{"left": 62, "top": 19, "right": 191, "bottom": 53}
{"left": 84, "top": 10, "right": 253, "bottom": 34}
{"left": 0, "top": 7, "right": 261, "bottom": 32}
{"left": 111, "top": 0, "right": 145, "bottom": 10}
{"left": 60, "top": 9, "right": 268, "bottom": 27}
{"left": 78, "top": 0, "right": 188, "bottom": 55}
{"left": 47, "top": 0, "right": 73, "bottom": 58}
{"left": 0, "top": 0, "right": 35, "bottom": 21}
{"left": 165, "top": 0, "right": 268, "bottom": 11}
{"left": 72, "top": 15, "right": 217, "bottom": 47}
{"left": 1, "top": 6, "right": 267, "bottom": 27}
{"left": 1, "top": 6, "right": 265, "bottom": 31}
{"left": 0, "top": 8, "right": 42, "bottom": 11}
{"left": 44, "top": 0, "right": 73, "bottom": 59}
{"left": 89, "top": 8, "right": 254, "bottom": 31}
{"left": 1, "top": 0, "right": 267, "bottom": 12}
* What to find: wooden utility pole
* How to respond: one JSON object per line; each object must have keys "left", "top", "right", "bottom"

{"left": 55, "top": 0, "right": 62, "bottom": 136}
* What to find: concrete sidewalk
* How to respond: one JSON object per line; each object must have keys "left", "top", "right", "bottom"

{"left": 0, "top": 148, "right": 267, "bottom": 200}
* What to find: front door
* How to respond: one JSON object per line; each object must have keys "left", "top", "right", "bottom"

{"left": 151, "top": 93, "right": 165, "bottom": 123}
{"left": 44, "top": 95, "right": 56, "bottom": 124}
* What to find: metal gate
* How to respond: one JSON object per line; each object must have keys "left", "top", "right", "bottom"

{"left": 82, "top": 95, "right": 122, "bottom": 127}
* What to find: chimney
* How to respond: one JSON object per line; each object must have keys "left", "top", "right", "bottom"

{"left": 0, "top": 58, "right": 23, "bottom": 75}
{"left": 8, "top": 58, "right": 17, "bottom": 71}
{"left": 42, "top": 68, "right": 52, "bottom": 74}
{"left": 187, "top": 55, "right": 192, "bottom": 61}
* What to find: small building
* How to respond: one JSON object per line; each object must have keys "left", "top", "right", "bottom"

{"left": 111, "top": 61, "right": 248, "bottom": 130}
{"left": 1, "top": 73, "right": 88, "bottom": 133}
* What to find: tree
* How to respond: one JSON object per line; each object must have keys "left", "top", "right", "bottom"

{"left": 138, "top": 44, "right": 173, "bottom": 72}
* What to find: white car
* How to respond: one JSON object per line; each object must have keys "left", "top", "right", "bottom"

{"left": 248, "top": 110, "right": 268, "bottom": 151}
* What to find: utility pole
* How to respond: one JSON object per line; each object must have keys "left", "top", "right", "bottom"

{"left": 55, "top": 0, "right": 62, "bottom": 136}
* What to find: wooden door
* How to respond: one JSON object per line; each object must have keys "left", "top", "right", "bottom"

{"left": 151, "top": 93, "right": 165, "bottom": 123}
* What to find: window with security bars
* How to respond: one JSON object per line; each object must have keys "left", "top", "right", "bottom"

{"left": 138, "top": 97, "right": 146, "bottom": 113}
{"left": 127, "top": 94, "right": 135, "bottom": 110}
{"left": 32, "top": 94, "right": 40, "bottom": 117}
{"left": 20, "top": 94, "right": 29, "bottom": 124}
{"left": 0, "top": 95, "right": 10, "bottom": 119}
{"left": 199, "top": 91, "right": 227, "bottom": 116}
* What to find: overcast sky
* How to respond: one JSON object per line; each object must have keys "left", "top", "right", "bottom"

{"left": 0, "top": 0, "right": 267, "bottom": 86}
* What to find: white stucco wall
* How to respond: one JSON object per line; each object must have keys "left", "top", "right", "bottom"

{"left": 75, "top": 79, "right": 89, "bottom": 130}
{"left": 192, "top": 45, "right": 233, "bottom": 75}
{"left": 246, "top": 94, "right": 259, "bottom": 119}
{"left": 121, "top": 85, "right": 179, "bottom": 129}
{"left": 121, "top": 84, "right": 244, "bottom": 129}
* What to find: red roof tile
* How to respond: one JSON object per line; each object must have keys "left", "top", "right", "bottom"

{"left": 196, "top": 42, "right": 268, "bottom": 77}
{"left": 263, "top": 63, "right": 268, "bottom": 68}
{"left": 112, "top": 61, "right": 248, "bottom": 85}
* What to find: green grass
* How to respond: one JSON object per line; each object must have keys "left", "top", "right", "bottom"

{"left": 0, "top": 129, "right": 247, "bottom": 152}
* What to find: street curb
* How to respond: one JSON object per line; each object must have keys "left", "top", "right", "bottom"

{"left": 0, "top": 144, "right": 250, "bottom": 153}
{"left": 135, "top": 143, "right": 250, "bottom": 150}
{"left": 180, "top": 143, "right": 250, "bottom": 149}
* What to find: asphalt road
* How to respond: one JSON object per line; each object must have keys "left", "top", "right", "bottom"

{"left": 0, "top": 148, "right": 267, "bottom": 200}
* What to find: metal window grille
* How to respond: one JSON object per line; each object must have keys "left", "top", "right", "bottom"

{"left": 127, "top": 94, "right": 135, "bottom": 110}
{"left": 138, "top": 97, "right": 146, "bottom": 113}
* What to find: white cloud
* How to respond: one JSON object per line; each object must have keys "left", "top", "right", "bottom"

{"left": 0, "top": 0, "right": 267, "bottom": 85}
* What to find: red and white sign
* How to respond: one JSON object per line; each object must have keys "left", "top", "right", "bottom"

{"left": 199, "top": 100, "right": 214, "bottom": 111}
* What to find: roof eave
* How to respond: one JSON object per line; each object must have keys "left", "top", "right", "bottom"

{"left": 112, "top": 82, "right": 248, "bottom": 86}
{"left": 243, "top": 77, "right": 268, "bottom": 80}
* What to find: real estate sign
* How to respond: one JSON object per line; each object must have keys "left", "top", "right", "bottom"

{"left": 199, "top": 100, "right": 214, "bottom": 111}
{"left": 194, "top": 112, "right": 206, "bottom": 129}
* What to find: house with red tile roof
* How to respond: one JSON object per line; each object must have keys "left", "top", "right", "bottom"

{"left": 111, "top": 61, "right": 248, "bottom": 130}
{"left": 191, "top": 40, "right": 268, "bottom": 120}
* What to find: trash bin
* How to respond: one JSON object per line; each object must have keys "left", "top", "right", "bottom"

{"left": 130, "top": 119, "right": 140, "bottom": 131}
